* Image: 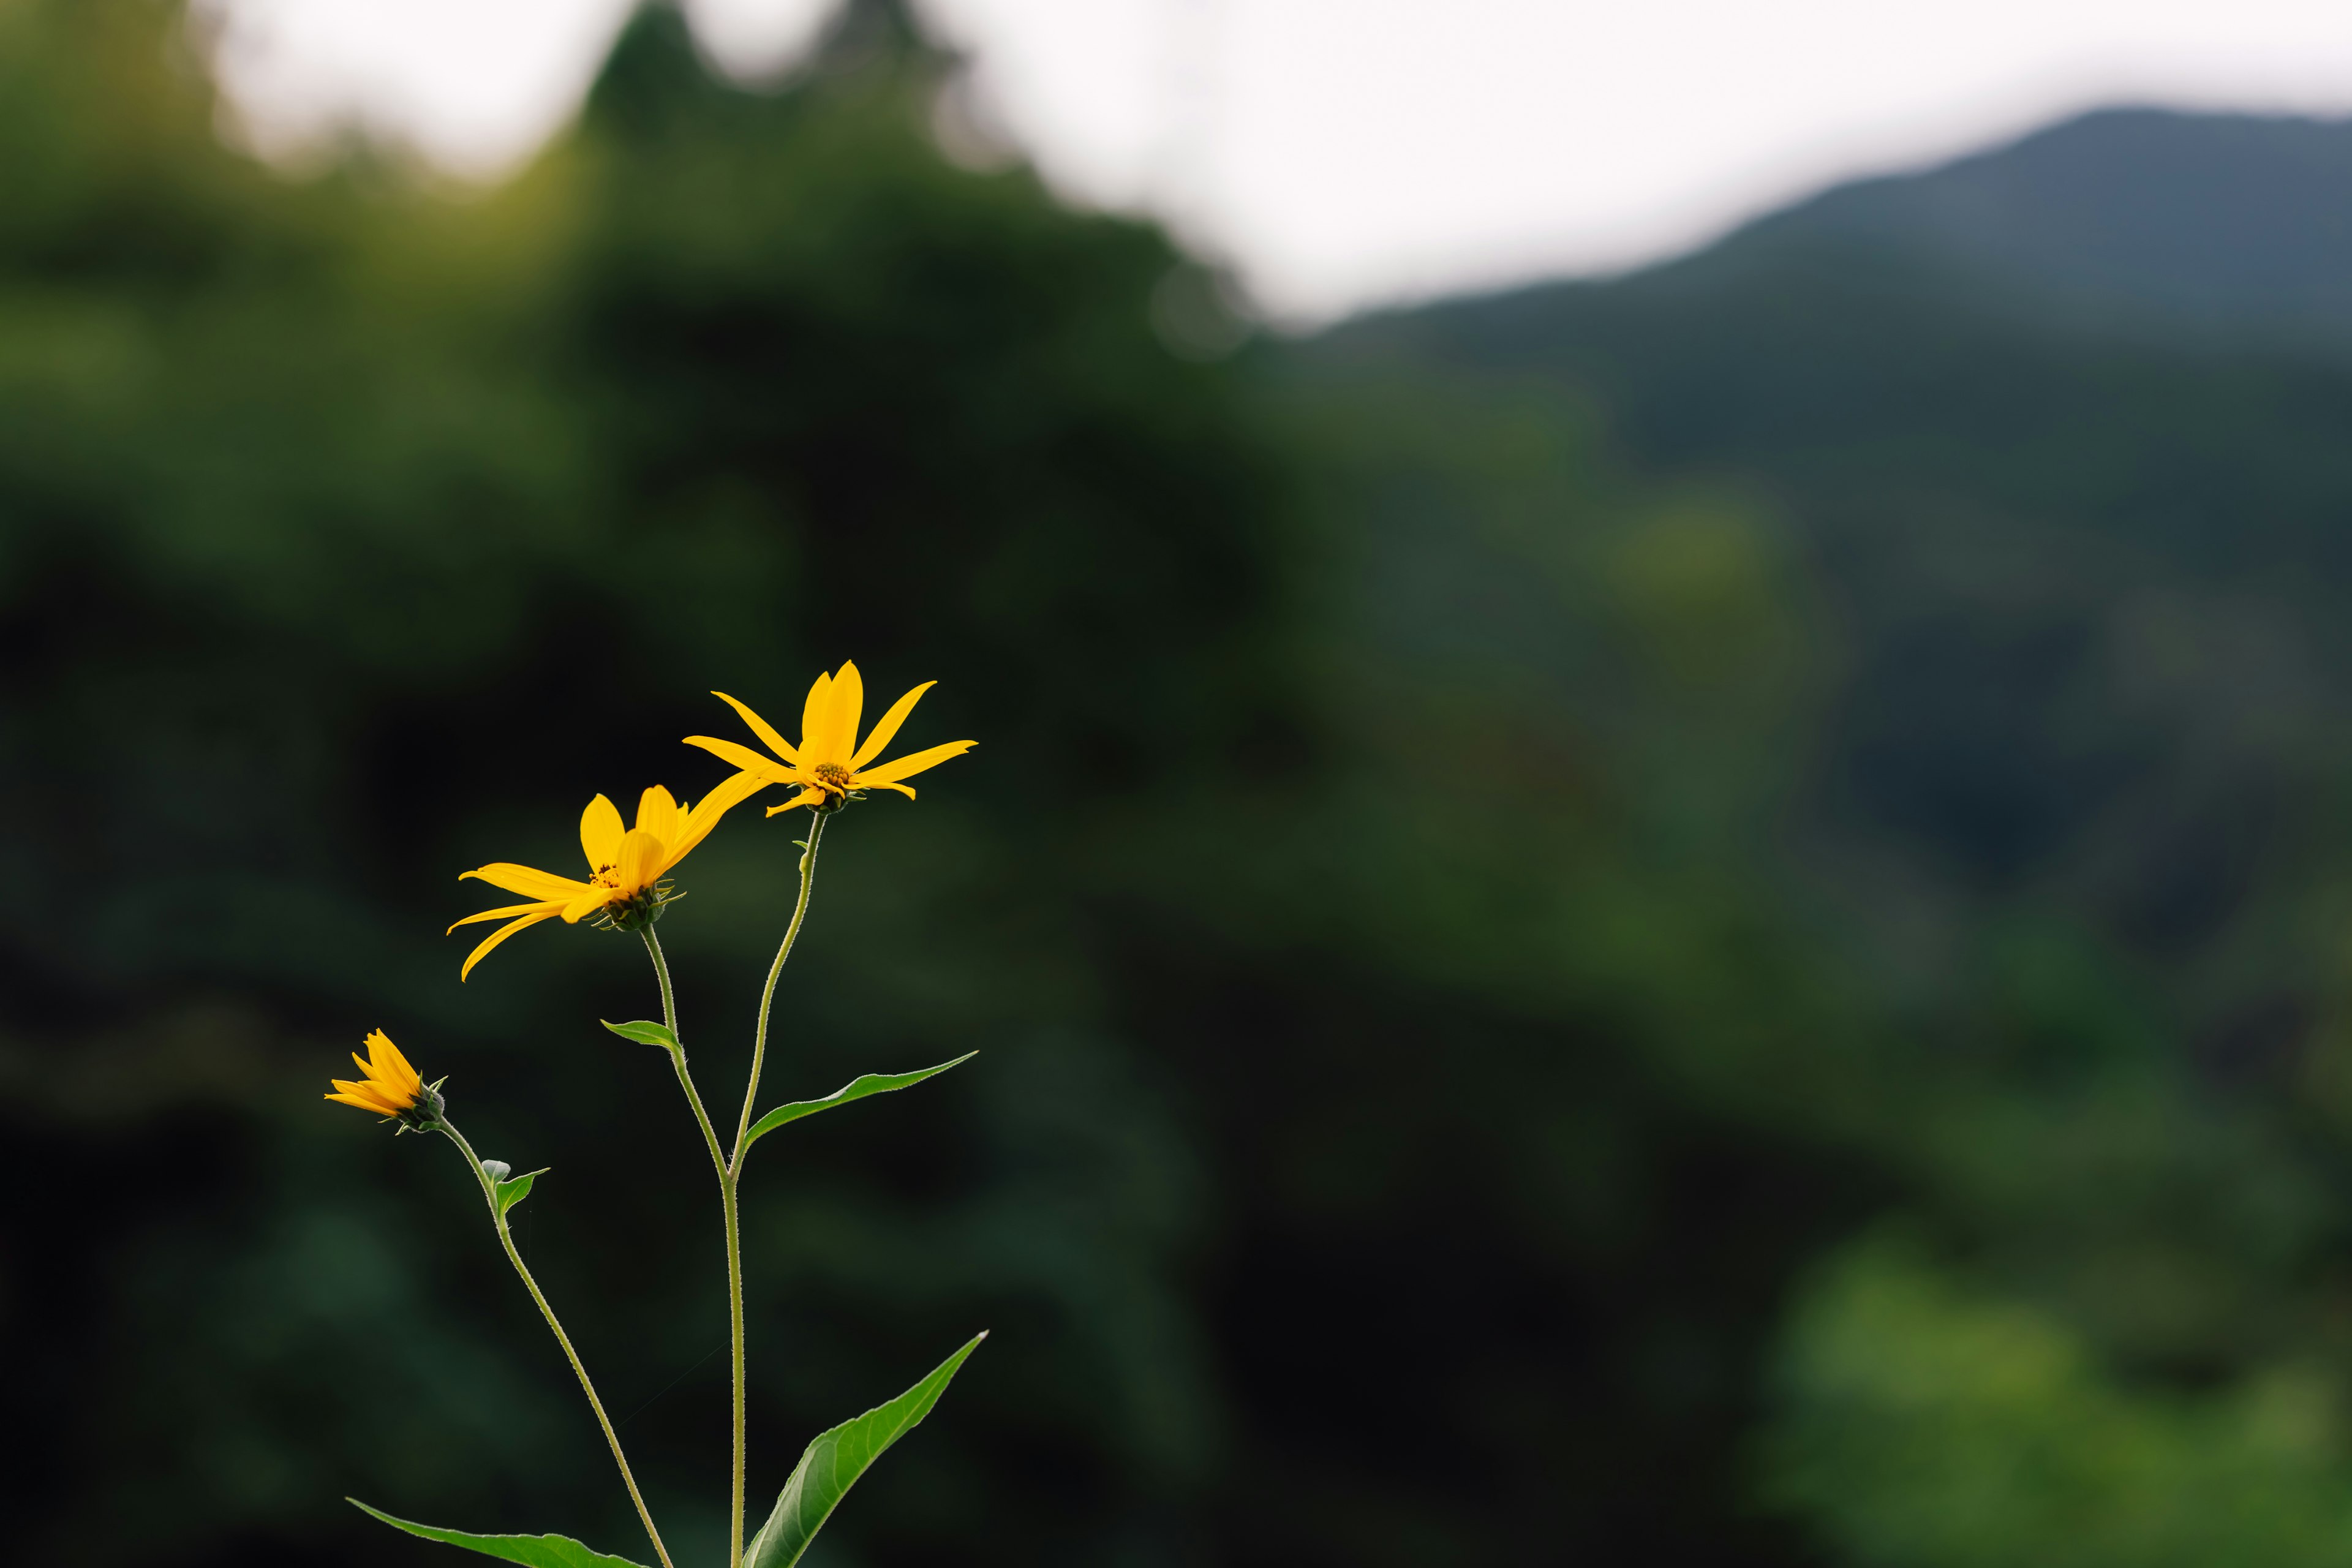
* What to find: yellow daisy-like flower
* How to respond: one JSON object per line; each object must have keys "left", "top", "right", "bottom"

{"left": 685, "top": 662, "right": 975, "bottom": 816}
{"left": 326, "top": 1028, "right": 434, "bottom": 1121}
{"left": 448, "top": 778, "right": 763, "bottom": 979}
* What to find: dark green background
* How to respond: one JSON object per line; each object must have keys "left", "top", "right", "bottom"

{"left": 13, "top": 2, "right": 2352, "bottom": 1564}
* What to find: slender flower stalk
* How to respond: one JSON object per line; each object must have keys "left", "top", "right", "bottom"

{"left": 633, "top": 802, "right": 831, "bottom": 1567}
{"left": 642, "top": 928, "right": 728, "bottom": 1182}
{"left": 637, "top": 808, "right": 824, "bottom": 1568}
{"left": 635, "top": 928, "right": 749, "bottom": 1568}
{"left": 436, "top": 1117, "right": 677, "bottom": 1568}
{"left": 723, "top": 807, "right": 829, "bottom": 1568}
{"left": 734, "top": 807, "right": 828, "bottom": 1166}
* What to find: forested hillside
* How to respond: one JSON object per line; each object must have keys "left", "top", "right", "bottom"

{"left": 1307, "top": 103, "right": 2352, "bottom": 1567}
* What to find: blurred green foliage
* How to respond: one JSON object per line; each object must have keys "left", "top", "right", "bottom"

{"left": 1769, "top": 1237, "right": 2352, "bottom": 1568}
{"left": 13, "top": 2, "right": 2352, "bottom": 1565}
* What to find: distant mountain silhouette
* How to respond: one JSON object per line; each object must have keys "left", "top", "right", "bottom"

{"left": 1327, "top": 108, "right": 2352, "bottom": 366}
{"left": 1311, "top": 107, "right": 2352, "bottom": 502}
{"left": 1738, "top": 108, "right": 2352, "bottom": 343}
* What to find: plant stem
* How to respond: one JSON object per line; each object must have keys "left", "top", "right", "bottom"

{"left": 733, "top": 809, "right": 827, "bottom": 1169}
{"left": 712, "top": 806, "right": 830, "bottom": 1567}
{"left": 435, "top": 1117, "right": 675, "bottom": 1568}
{"left": 638, "top": 927, "right": 746, "bottom": 1568}
{"left": 643, "top": 929, "right": 729, "bottom": 1183}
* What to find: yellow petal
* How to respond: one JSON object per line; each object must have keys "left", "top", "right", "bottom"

{"left": 824, "top": 661, "right": 864, "bottom": 763}
{"left": 695, "top": 764, "right": 771, "bottom": 819}
{"left": 636, "top": 785, "right": 682, "bottom": 846}
{"left": 850, "top": 681, "right": 935, "bottom": 769}
{"left": 449, "top": 899, "right": 564, "bottom": 933}
{"left": 365, "top": 1030, "right": 419, "bottom": 1091}
{"left": 615, "top": 827, "right": 664, "bottom": 894}
{"left": 684, "top": 735, "right": 790, "bottom": 777}
{"left": 579, "top": 794, "right": 625, "bottom": 873}
{"left": 461, "top": 908, "right": 560, "bottom": 978}
{"left": 667, "top": 769, "right": 767, "bottom": 865}
{"left": 799, "top": 670, "right": 833, "bottom": 756}
{"left": 863, "top": 778, "right": 917, "bottom": 799}
{"left": 856, "top": 739, "right": 976, "bottom": 786}
{"left": 461, "top": 862, "right": 590, "bottom": 900}
{"left": 710, "top": 692, "right": 799, "bottom": 765}
{"left": 764, "top": 786, "right": 827, "bottom": 816}
{"left": 363, "top": 1059, "right": 421, "bottom": 1102}
{"left": 361, "top": 1074, "right": 416, "bottom": 1109}
{"left": 328, "top": 1079, "right": 402, "bottom": 1114}
{"left": 562, "top": 884, "right": 620, "bottom": 924}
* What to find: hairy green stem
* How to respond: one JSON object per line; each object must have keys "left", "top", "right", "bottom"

{"left": 709, "top": 805, "right": 831, "bottom": 1566}
{"left": 638, "top": 927, "right": 747, "bottom": 1568}
{"left": 733, "top": 808, "right": 827, "bottom": 1169}
{"left": 436, "top": 1117, "right": 674, "bottom": 1568}
{"left": 643, "top": 929, "right": 729, "bottom": 1183}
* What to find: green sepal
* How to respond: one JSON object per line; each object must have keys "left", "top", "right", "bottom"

{"left": 599, "top": 1019, "right": 678, "bottom": 1051}
{"left": 347, "top": 1499, "right": 647, "bottom": 1567}
{"left": 744, "top": 1332, "right": 987, "bottom": 1568}
{"left": 742, "top": 1053, "right": 977, "bottom": 1153}
{"left": 395, "top": 1077, "right": 453, "bottom": 1136}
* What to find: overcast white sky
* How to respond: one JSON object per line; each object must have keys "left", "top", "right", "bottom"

{"left": 204, "top": 0, "right": 2352, "bottom": 323}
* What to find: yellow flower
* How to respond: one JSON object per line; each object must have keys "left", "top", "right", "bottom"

{"left": 685, "top": 662, "right": 974, "bottom": 816}
{"left": 448, "top": 778, "right": 763, "bottom": 979}
{"left": 326, "top": 1028, "right": 431, "bottom": 1120}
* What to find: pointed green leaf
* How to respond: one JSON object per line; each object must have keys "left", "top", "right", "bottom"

{"left": 347, "top": 1499, "right": 647, "bottom": 1567}
{"left": 495, "top": 1167, "right": 549, "bottom": 1218}
{"left": 599, "top": 1019, "right": 678, "bottom": 1050}
{"left": 742, "top": 1053, "right": 977, "bottom": 1153}
{"left": 744, "top": 1332, "right": 986, "bottom": 1568}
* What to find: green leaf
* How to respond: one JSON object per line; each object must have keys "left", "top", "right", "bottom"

{"left": 494, "top": 1167, "right": 549, "bottom": 1218}
{"left": 347, "top": 1499, "right": 648, "bottom": 1567}
{"left": 598, "top": 1019, "right": 677, "bottom": 1050}
{"left": 742, "top": 1052, "right": 977, "bottom": 1153}
{"left": 744, "top": 1332, "right": 986, "bottom": 1568}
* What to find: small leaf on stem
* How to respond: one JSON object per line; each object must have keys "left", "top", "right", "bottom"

{"left": 494, "top": 1168, "right": 550, "bottom": 1218}
{"left": 741, "top": 1052, "right": 978, "bottom": 1153}
{"left": 599, "top": 1019, "right": 679, "bottom": 1050}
